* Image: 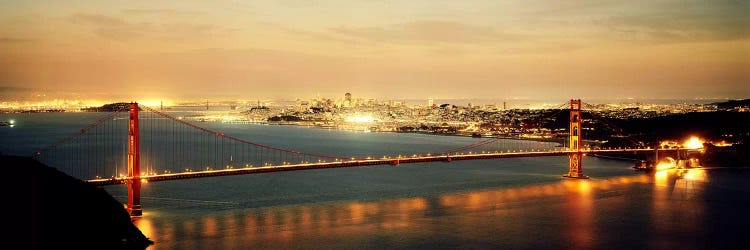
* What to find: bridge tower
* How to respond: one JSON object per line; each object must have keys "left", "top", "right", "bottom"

{"left": 127, "top": 102, "right": 143, "bottom": 216}
{"left": 564, "top": 99, "right": 589, "bottom": 179}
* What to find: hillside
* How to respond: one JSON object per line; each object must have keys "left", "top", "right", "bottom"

{"left": 2, "top": 156, "right": 152, "bottom": 249}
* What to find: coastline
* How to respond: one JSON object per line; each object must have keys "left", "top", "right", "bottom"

{"left": 3, "top": 156, "right": 153, "bottom": 249}
{"left": 260, "top": 120, "right": 573, "bottom": 145}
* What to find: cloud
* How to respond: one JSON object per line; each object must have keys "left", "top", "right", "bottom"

{"left": 69, "top": 13, "right": 216, "bottom": 41}
{"left": 69, "top": 14, "right": 141, "bottom": 40}
{"left": 330, "top": 20, "right": 528, "bottom": 44}
{"left": 122, "top": 8, "right": 202, "bottom": 16}
{"left": 70, "top": 13, "right": 128, "bottom": 26}
{"left": 502, "top": 44, "right": 585, "bottom": 55}
{"left": 596, "top": 1, "right": 750, "bottom": 43}
{"left": 0, "top": 37, "right": 33, "bottom": 43}
{"left": 0, "top": 86, "right": 36, "bottom": 92}
{"left": 123, "top": 8, "right": 178, "bottom": 15}
{"left": 274, "top": 25, "right": 361, "bottom": 45}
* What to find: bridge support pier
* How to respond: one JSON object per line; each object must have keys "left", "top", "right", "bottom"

{"left": 127, "top": 102, "right": 142, "bottom": 216}
{"left": 564, "top": 152, "right": 588, "bottom": 179}
{"left": 564, "top": 99, "right": 589, "bottom": 179}
{"left": 127, "top": 180, "right": 142, "bottom": 216}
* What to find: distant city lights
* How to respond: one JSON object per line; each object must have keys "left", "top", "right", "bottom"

{"left": 346, "top": 114, "right": 375, "bottom": 123}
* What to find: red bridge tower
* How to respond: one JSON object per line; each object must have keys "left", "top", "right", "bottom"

{"left": 564, "top": 99, "right": 589, "bottom": 179}
{"left": 127, "top": 102, "right": 143, "bottom": 216}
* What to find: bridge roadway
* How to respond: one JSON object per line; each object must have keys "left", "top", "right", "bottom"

{"left": 88, "top": 148, "right": 681, "bottom": 186}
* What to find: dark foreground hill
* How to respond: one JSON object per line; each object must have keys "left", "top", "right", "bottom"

{"left": 1, "top": 156, "right": 152, "bottom": 249}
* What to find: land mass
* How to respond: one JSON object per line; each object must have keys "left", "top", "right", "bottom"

{"left": 2, "top": 156, "right": 152, "bottom": 249}
{"left": 81, "top": 102, "right": 133, "bottom": 112}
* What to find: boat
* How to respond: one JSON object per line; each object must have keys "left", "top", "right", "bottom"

{"left": 632, "top": 160, "right": 655, "bottom": 172}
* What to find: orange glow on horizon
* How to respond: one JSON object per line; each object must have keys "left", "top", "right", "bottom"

{"left": 138, "top": 99, "right": 174, "bottom": 107}
{"left": 1, "top": 1, "right": 747, "bottom": 99}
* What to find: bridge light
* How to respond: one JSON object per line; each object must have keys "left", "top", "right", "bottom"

{"left": 683, "top": 136, "right": 704, "bottom": 149}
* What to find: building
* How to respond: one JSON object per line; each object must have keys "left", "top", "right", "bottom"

{"left": 344, "top": 93, "right": 352, "bottom": 108}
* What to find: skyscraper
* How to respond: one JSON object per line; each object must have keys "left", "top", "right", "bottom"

{"left": 344, "top": 93, "right": 352, "bottom": 108}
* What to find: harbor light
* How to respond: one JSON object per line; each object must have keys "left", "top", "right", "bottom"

{"left": 683, "top": 136, "right": 704, "bottom": 149}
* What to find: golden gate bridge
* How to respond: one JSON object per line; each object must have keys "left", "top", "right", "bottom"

{"left": 32, "top": 99, "right": 687, "bottom": 216}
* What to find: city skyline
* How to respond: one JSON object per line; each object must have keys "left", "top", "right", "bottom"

{"left": 1, "top": 1, "right": 749, "bottom": 101}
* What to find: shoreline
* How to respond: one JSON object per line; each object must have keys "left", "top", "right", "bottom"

{"left": 261, "top": 121, "right": 576, "bottom": 145}
{"left": 4, "top": 156, "right": 152, "bottom": 249}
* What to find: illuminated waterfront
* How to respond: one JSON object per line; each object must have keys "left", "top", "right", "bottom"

{"left": 122, "top": 168, "right": 750, "bottom": 249}
{"left": 3, "top": 111, "right": 750, "bottom": 249}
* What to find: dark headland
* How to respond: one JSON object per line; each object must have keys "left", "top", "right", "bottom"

{"left": 1, "top": 156, "right": 152, "bottom": 249}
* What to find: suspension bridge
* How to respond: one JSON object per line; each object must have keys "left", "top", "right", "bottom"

{"left": 32, "top": 99, "right": 688, "bottom": 216}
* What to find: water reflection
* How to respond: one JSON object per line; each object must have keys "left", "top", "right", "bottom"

{"left": 132, "top": 217, "right": 154, "bottom": 241}
{"left": 137, "top": 171, "right": 721, "bottom": 249}
{"left": 11, "top": 112, "right": 733, "bottom": 247}
{"left": 651, "top": 168, "right": 709, "bottom": 249}
{"left": 563, "top": 180, "right": 593, "bottom": 249}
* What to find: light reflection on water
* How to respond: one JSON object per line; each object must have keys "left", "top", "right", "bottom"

{"left": 650, "top": 168, "right": 710, "bottom": 249}
{"left": 127, "top": 169, "right": 746, "bottom": 249}
{"left": 562, "top": 180, "right": 593, "bottom": 249}
{"left": 8, "top": 113, "right": 747, "bottom": 248}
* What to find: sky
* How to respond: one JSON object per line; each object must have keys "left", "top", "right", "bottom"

{"left": 0, "top": 0, "right": 748, "bottom": 101}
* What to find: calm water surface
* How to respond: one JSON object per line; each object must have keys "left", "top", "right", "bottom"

{"left": 2, "top": 113, "right": 749, "bottom": 249}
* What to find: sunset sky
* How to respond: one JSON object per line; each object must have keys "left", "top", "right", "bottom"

{"left": 1, "top": 0, "right": 748, "bottom": 101}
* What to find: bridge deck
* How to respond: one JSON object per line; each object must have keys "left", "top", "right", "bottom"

{"left": 88, "top": 149, "right": 680, "bottom": 186}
